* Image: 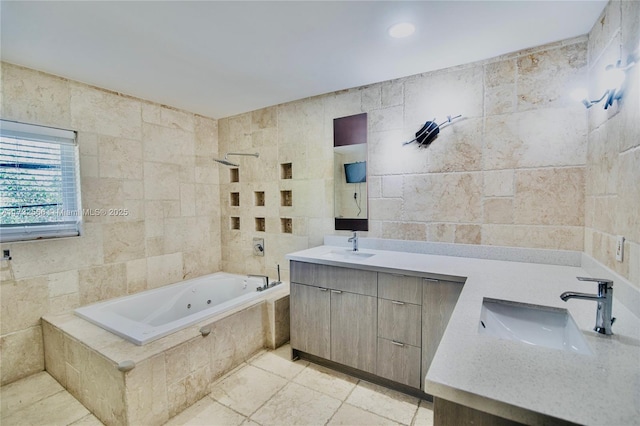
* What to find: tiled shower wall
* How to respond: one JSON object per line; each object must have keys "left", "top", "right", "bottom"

{"left": 218, "top": 36, "right": 590, "bottom": 281}
{"left": 0, "top": 63, "right": 221, "bottom": 384}
{"left": 584, "top": 0, "right": 640, "bottom": 289}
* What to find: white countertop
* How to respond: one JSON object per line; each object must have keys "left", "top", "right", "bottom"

{"left": 287, "top": 244, "right": 640, "bottom": 425}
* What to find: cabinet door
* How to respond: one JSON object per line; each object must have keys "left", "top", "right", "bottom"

{"left": 378, "top": 298, "right": 422, "bottom": 347}
{"left": 290, "top": 283, "right": 330, "bottom": 359}
{"left": 376, "top": 338, "right": 422, "bottom": 389}
{"left": 330, "top": 290, "right": 377, "bottom": 374}
{"left": 378, "top": 273, "right": 422, "bottom": 304}
{"left": 421, "top": 279, "right": 464, "bottom": 377}
{"left": 291, "top": 261, "right": 377, "bottom": 296}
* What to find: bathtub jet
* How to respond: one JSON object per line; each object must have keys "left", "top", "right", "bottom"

{"left": 213, "top": 152, "right": 259, "bottom": 167}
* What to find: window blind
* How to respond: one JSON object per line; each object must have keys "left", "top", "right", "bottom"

{"left": 0, "top": 119, "right": 82, "bottom": 242}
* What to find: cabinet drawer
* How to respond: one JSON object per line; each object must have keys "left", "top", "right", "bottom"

{"left": 378, "top": 298, "right": 421, "bottom": 347}
{"left": 378, "top": 273, "right": 422, "bottom": 304}
{"left": 290, "top": 261, "right": 377, "bottom": 296}
{"left": 376, "top": 338, "right": 421, "bottom": 389}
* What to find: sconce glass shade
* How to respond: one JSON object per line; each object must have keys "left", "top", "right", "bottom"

{"left": 604, "top": 67, "right": 626, "bottom": 90}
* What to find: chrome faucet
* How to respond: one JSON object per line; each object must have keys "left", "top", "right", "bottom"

{"left": 347, "top": 231, "right": 358, "bottom": 251}
{"left": 560, "top": 277, "right": 615, "bottom": 335}
{"left": 248, "top": 274, "right": 269, "bottom": 291}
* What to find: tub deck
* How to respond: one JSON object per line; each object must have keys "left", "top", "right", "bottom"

{"left": 42, "top": 283, "right": 290, "bottom": 426}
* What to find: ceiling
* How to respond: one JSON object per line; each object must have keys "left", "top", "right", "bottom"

{"left": 1, "top": 1, "right": 607, "bottom": 119}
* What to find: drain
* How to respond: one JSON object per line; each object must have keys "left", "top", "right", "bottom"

{"left": 480, "top": 320, "right": 486, "bottom": 328}
{"left": 207, "top": 300, "right": 211, "bottom": 304}
{"left": 187, "top": 303, "right": 191, "bottom": 309}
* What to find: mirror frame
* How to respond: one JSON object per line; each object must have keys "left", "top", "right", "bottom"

{"left": 333, "top": 113, "right": 368, "bottom": 231}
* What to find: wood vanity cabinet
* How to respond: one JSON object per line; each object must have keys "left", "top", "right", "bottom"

{"left": 421, "top": 278, "right": 464, "bottom": 376}
{"left": 290, "top": 261, "right": 377, "bottom": 374}
{"left": 290, "top": 261, "right": 463, "bottom": 394}
{"left": 377, "top": 273, "right": 423, "bottom": 388}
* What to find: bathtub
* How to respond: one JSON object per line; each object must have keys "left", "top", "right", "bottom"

{"left": 75, "top": 272, "right": 280, "bottom": 345}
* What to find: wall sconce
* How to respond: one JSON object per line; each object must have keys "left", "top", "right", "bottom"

{"left": 572, "top": 58, "right": 636, "bottom": 109}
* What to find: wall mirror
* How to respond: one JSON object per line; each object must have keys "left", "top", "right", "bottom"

{"left": 333, "top": 113, "right": 368, "bottom": 231}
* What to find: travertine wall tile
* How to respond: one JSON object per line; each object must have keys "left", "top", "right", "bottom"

{"left": 484, "top": 198, "right": 514, "bottom": 224}
{"left": 1, "top": 276, "right": 48, "bottom": 334}
{"left": 584, "top": 0, "right": 639, "bottom": 288}
{"left": 404, "top": 173, "right": 482, "bottom": 222}
{"left": 70, "top": 83, "right": 142, "bottom": 140}
{"left": 0, "top": 326, "right": 44, "bottom": 385}
{"left": 482, "top": 224, "right": 583, "bottom": 250}
{"left": 514, "top": 168, "right": 584, "bottom": 226}
{"left": 78, "top": 263, "right": 127, "bottom": 305}
{"left": 484, "top": 170, "right": 514, "bottom": 197}
{"left": 517, "top": 42, "right": 588, "bottom": 110}
{"left": 1, "top": 63, "right": 71, "bottom": 127}
{"left": 103, "top": 221, "right": 146, "bottom": 263}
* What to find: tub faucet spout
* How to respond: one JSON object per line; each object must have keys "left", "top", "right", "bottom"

{"left": 249, "top": 274, "right": 269, "bottom": 290}
{"left": 560, "top": 277, "right": 615, "bottom": 335}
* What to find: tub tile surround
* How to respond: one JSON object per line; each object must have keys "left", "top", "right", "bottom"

{"left": 0, "top": 62, "right": 221, "bottom": 385}
{"left": 40, "top": 287, "right": 290, "bottom": 425}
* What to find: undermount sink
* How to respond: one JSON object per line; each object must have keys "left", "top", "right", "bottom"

{"left": 321, "top": 249, "right": 376, "bottom": 261}
{"left": 478, "top": 298, "right": 592, "bottom": 355}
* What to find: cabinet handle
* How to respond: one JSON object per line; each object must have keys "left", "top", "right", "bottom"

{"left": 319, "top": 288, "right": 328, "bottom": 292}
{"left": 391, "top": 300, "right": 405, "bottom": 305}
{"left": 424, "top": 278, "right": 439, "bottom": 282}
{"left": 330, "top": 290, "right": 343, "bottom": 294}
{"left": 391, "top": 340, "right": 405, "bottom": 347}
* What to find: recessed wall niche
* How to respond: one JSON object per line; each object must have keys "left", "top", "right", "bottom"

{"left": 230, "top": 192, "right": 240, "bottom": 207}
{"left": 255, "top": 217, "right": 266, "bottom": 232}
{"left": 254, "top": 191, "right": 265, "bottom": 207}
{"left": 280, "top": 190, "right": 292, "bottom": 207}
{"left": 281, "top": 218, "right": 293, "bottom": 234}
{"left": 230, "top": 168, "right": 239, "bottom": 183}
{"left": 281, "top": 163, "right": 292, "bottom": 180}
{"left": 230, "top": 217, "right": 240, "bottom": 230}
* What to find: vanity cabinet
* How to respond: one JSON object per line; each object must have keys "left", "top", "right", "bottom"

{"left": 290, "top": 261, "right": 463, "bottom": 395}
{"left": 422, "top": 278, "right": 464, "bottom": 376}
{"left": 290, "top": 261, "right": 377, "bottom": 374}
{"left": 377, "top": 273, "right": 423, "bottom": 388}
{"left": 290, "top": 283, "right": 330, "bottom": 359}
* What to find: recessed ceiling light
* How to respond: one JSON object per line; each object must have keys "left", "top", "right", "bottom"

{"left": 388, "top": 22, "right": 415, "bottom": 38}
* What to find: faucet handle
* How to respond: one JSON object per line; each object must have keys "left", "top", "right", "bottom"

{"left": 577, "top": 276, "right": 613, "bottom": 287}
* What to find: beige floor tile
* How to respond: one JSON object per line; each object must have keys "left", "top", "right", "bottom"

{"left": 328, "top": 403, "right": 402, "bottom": 426}
{"left": 1, "top": 390, "right": 90, "bottom": 426}
{"left": 210, "top": 365, "right": 287, "bottom": 416}
{"left": 292, "top": 363, "right": 358, "bottom": 401}
{"left": 250, "top": 382, "right": 341, "bottom": 426}
{"left": 346, "top": 382, "right": 419, "bottom": 425}
{"left": 164, "top": 396, "right": 246, "bottom": 426}
{"left": 0, "top": 371, "right": 64, "bottom": 415}
{"left": 249, "top": 345, "right": 308, "bottom": 380}
{"left": 411, "top": 399, "right": 434, "bottom": 426}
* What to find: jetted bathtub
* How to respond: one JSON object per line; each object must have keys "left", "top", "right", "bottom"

{"left": 75, "top": 272, "right": 280, "bottom": 345}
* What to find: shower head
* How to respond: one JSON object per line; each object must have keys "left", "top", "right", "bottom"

{"left": 213, "top": 152, "right": 259, "bottom": 167}
{"left": 213, "top": 158, "right": 239, "bottom": 167}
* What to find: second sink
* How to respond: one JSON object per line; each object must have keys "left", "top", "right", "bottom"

{"left": 478, "top": 298, "right": 592, "bottom": 355}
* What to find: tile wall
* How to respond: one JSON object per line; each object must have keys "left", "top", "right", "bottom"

{"left": 0, "top": 63, "right": 221, "bottom": 384}
{"left": 218, "top": 36, "right": 590, "bottom": 281}
{"left": 584, "top": 0, "right": 640, "bottom": 288}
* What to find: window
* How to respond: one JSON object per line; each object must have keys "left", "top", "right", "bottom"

{"left": 0, "top": 120, "right": 82, "bottom": 242}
